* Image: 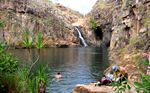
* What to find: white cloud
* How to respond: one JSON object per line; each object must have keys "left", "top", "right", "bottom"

{"left": 51, "top": 0, "right": 97, "bottom": 14}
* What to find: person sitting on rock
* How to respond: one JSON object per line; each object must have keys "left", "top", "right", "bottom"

{"left": 95, "top": 74, "right": 112, "bottom": 86}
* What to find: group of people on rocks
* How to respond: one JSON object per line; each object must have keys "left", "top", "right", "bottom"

{"left": 96, "top": 52, "right": 150, "bottom": 86}
{"left": 95, "top": 65, "right": 128, "bottom": 86}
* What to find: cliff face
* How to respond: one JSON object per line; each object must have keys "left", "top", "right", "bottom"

{"left": 110, "top": 0, "right": 150, "bottom": 51}
{"left": 87, "top": 0, "right": 115, "bottom": 46}
{"left": 0, "top": 0, "right": 83, "bottom": 48}
{"left": 89, "top": 0, "right": 150, "bottom": 50}
{"left": 89, "top": 0, "right": 150, "bottom": 81}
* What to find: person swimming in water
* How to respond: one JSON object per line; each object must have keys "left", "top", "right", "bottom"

{"left": 55, "top": 72, "right": 62, "bottom": 80}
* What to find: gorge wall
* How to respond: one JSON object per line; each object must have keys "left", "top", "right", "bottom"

{"left": 0, "top": 0, "right": 85, "bottom": 48}
{"left": 88, "top": 0, "right": 150, "bottom": 81}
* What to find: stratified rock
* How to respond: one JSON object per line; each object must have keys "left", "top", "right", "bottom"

{"left": 87, "top": 0, "right": 114, "bottom": 46}
{"left": 72, "top": 84, "right": 115, "bottom": 93}
{"left": 0, "top": 0, "right": 84, "bottom": 48}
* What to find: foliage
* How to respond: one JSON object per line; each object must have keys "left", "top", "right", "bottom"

{"left": 16, "top": 67, "right": 30, "bottom": 93}
{"left": 0, "top": 43, "right": 18, "bottom": 73}
{"left": 0, "top": 42, "right": 48, "bottom": 93}
{"left": 144, "top": 9, "right": 150, "bottom": 27}
{"left": 0, "top": 43, "right": 18, "bottom": 92}
{"left": 134, "top": 59, "right": 150, "bottom": 93}
{"left": 111, "top": 79, "right": 131, "bottom": 93}
{"left": 22, "top": 31, "right": 33, "bottom": 48}
{"left": 32, "top": 65, "right": 48, "bottom": 93}
{"left": 35, "top": 32, "right": 44, "bottom": 49}
{"left": 90, "top": 18, "right": 98, "bottom": 31}
{"left": 134, "top": 73, "right": 150, "bottom": 93}
{"left": 0, "top": 20, "right": 5, "bottom": 28}
{"left": 16, "top": 65, "right": 48, "bottom": 93}
{"left": 129, "top": 37, "right": 145, "bottom": 46}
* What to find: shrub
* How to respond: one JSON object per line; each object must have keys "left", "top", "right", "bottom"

{"left": 111, "top": 79, "right": 131, "bottom": 93}
{"left": 90, "top": 18, "right": 98, "bottom": 31}
{"left": 0, "top": 43, "right": 18, "bottom": 92}
{"left": 134, "top": 73, "right": 150, "bottom": 93}
{"left": 0, "top": 20, "right": 5, "bottom": 28}
{"left": 129, "top": 37, "right": 145, "bottom": 46}
{"left": 134, "top": 59, "right": 150, "bottom": 93}
{"left": 0, "top": 43, "right": 18, "bottom": 73}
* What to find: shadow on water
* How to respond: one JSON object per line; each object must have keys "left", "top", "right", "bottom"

{"left": 9, "top": 46, "right": 109, "bottom": 93}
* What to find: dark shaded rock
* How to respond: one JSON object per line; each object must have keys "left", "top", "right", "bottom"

{"left": 57, "top": 44, "right": 69, "bottom": 48}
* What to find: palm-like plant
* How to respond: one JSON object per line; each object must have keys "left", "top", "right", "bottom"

{"left": 22, "top": 31, "right": 33, "bottom": 48}
{"left": 16, "top": 67, "right": 30, "bottom": 93}
{"left": 35, "top": 32, "right": 44, "bottom": 49}
{"left": 34, "top": 65, "right": 48, "bottom": 93}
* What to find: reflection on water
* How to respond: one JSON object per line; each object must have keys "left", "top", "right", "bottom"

{"left": 9, "top": 47, "right": 109, "bottom": 93}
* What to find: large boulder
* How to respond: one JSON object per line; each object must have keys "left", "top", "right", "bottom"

{"left": 72, "top": 84, "right": 115, "bottom": 93}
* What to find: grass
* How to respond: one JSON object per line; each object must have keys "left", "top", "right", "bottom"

{"left": 35, "top": 32, "right": 44, "bottom": 49}
{"left": 0, "top": 20, "right": 5, "bottom": 28}
{"left": 129, "top": 37, "right": 145, "bottom": 46}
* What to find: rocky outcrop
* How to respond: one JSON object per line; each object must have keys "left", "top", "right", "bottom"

{"left": 72, "top": 84, "right": 115, "bottom": 93}
{"left": 110, "top": 0, "right": 150, "bottom": 51}
{"left": 0, "top": 0, "right": 84, "bottom": 48}
{"left": 88, "top": 0, "right": 150, "bottom": 49}
{"left": 88, "top": 0, "right": 150, "bottom": 83}
{"left": 87, "top": 0, "right": 115, "bottom": 46}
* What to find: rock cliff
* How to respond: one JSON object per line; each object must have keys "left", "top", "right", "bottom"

{"left": 87, "top": 0, "right": 115, "bottom": 46}
{"left": 88, "top": 0, "right": 150, "bottom": 81}
{"left": 0, "top": 0, "right": 84, "bottom": 48}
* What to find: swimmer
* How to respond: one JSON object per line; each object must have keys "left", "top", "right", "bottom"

{"left": 55, "top": 72, "right": 62, "bottom": 80}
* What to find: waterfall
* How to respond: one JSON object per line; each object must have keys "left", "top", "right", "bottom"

{"left": 74, "top": 26, "right": 88, "bottom": 47}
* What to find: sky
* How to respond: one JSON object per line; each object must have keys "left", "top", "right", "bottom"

{"left": 51, "top": 0, "right": 97, "bottom": 14}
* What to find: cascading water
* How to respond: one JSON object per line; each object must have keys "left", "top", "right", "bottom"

{"left": 74, "top": 26, "right": 88, "bottom": 47}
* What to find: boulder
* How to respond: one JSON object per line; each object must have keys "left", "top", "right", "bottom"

{"left": 72, "top": 84, "right": 115, "bottom": 93}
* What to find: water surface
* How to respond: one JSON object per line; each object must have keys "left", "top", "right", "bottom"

{"left": 10, "top": 47, "right": 108, "bottom": 93}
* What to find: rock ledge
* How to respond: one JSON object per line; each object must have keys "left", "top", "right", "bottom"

{"left": 72, "top": 83, "right": 115, "bottom": 93}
